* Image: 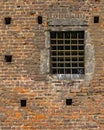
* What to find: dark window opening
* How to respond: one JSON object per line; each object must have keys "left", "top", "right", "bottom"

{"left": 71, "top": 46, "right": 77, "bottom": 50}
{"left": 72, "top": 51, "right": 77, "bottom": 55}
{"left": 58, "top": 40, "right": 63, "bottom": 44}
{"left": 65, "top": 32, "right": 70, "bottom": 38}
{"left": 58, "top": 46, "right": 64, "bottom": 50}
{"left": 58, "top": 51, "right": 64, "bottom": 55}
{"left": 37, "top": 16, "right": 42, "bottom": 24}
{"left": 71, "top": 40, "right": 77, "bottom": 44}
{"left": 71, "top": 31, "right": 77, "bottom": 38}
{"left": 66, "top": 99, "right": 72, "bottom": 106}
{"left": 95, "top": 0, "right": 100, "bottom": 2}
{"left": 65, "top": 40, "right": 70, "bottom": 44}
{"left": 72, "top": 63, "right": 77, "bottom": 67}
{"left": 65, "top": 69, "right": 71, "bottom": 74}
{"left": 5, "top": 17, "right": 11, "bottom": 25}
{"left": 94, "top": 16, "right": 99, "bottom": 23}
{"left": 17, "top": 5, "right": 21, "bottom": 8}
{"left": 52, "top": 69, "right": 57, "bottom": 74}
{"left": 21, "top": 100, "right": 27, "bottom": 107}
{"left": 50, "top": 31, "right": 85, "bottom": 74}
{"left": 5, "top": 55, "right": 12, "bottom": 63}
{"left": 51, "top": 40, "right": 56, "bottom": 44}
{"left": 50, "top": 32, "right": 56, "bottom": 38}
{"left": 57, "top": 32, "right": 63, "bottom": 38}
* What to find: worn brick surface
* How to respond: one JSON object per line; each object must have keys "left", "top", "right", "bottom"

{"left": 0, "top": 0, "right": 104, "bottom": 130}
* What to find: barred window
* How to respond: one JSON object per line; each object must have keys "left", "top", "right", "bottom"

{"left": 50, "top": 31, "right": 85, "bottom": 74}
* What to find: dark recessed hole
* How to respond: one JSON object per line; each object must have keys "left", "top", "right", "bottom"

{"left": 37, "top": 16, "right": 42, "bottom": 24}
{"left": 5, "top": 17, "right": 11, "bottom": 25}
{"left": 21, "top": 100, "right": 26, "bottom": 107}
{"left": 94, "top": 16, "right": 99, "bottom": 23}
{"left": 17, "top": 5, "right": 21, "bottom": 8}
{"left": 95, "top": 0, "right": 100, "bottom": 2}
{"left": 66, "top": 99, "right": 72, "bottom": 106}
{"left": 5, "top": 55, "right": 12, "bottom": 63}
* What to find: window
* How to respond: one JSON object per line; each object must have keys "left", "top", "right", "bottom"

{"left": 37, "top": 16, "right": 43, "bottom": 24}
{"left": 50, "top": 31, "right": 85, "bottom": 74}
{"left": 94, "top": 16, "right": 99, "bottom": 23}
{"left": 95, "top": 0, "right": 100, "bottom": 2}
{"left": 66, "top": 99, "right": 72, "bottom": 106}
{"left": 5, "top": 55, "right": 12, "bottom": 63}
{"left": 5, "top": 17, "right": 11, "bottom": 25}
{"left": 20, "top": 100, "right": 27, "bottom": 107}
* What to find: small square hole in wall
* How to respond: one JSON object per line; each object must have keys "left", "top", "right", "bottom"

{"left": 66, "top": 99, "right": 72, "bottom": 106}
{"left": 5, "top": 55, "right": 12, "bottom": 63}
{"left": 21, "top": 100, "right": 27, "bottom": 107}
{"left": 95, "top": 0, "right": 100, "bottom": 2}
{"left": 37, "top": 16, "right": 43, "bottom": 24}
{"left": 17, "top": 5, "right": 21, "bottom": 8}
{"left": 94, "top": 16, "right": 99, "bottom": 23}
{"left": 5, "top": 17, "right": 11, "bottom": 25}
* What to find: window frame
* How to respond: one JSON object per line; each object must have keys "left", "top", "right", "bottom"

{"left": 50, "top": 31, "right": 85, "bottom": 76}
{"left": 42, "top": 26, "right": 94, "bottom": 81}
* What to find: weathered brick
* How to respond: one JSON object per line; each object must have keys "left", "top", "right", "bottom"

{"left": 0, "top": 0, "right": 104, "bottom": 130}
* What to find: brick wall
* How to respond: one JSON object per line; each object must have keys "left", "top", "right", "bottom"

{"left": 0, "top": 0, "right": 104, "bottom": 130}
